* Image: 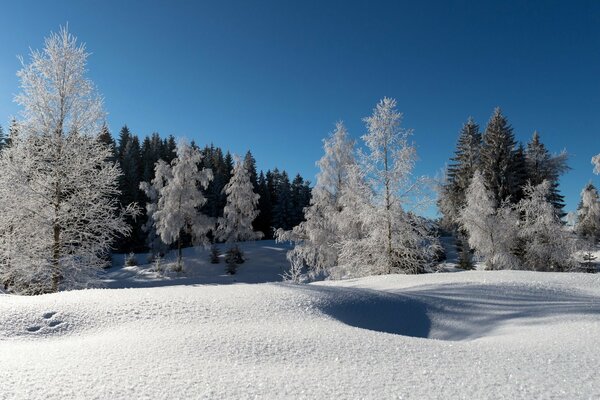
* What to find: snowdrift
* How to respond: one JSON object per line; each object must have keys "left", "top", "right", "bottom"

{"left": 1, "top": 243, "right": 599, "bottom": 399}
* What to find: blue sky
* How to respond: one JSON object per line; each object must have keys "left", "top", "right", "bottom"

{"left": 0, "top": 0, "right": 598, "bottom": 216}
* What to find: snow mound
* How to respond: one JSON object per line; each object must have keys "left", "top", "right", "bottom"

{"left": 1, "top": 271, "right": 599, "bottom": 399}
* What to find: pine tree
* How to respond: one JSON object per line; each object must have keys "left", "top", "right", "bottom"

{"left": 576, "top": 183, "right": 600, "bottom": 243}
{"left": 272, "top": 171, "right": 293, "bottom": 230}
{"left": 255, "top": 171, "right": 273, "bottom": 238}
{"left": 147, "top": 141, "right": 213, "bottom": 271}
{"left": 459, "top": 171, "right": 519, "bottom": 270}
{"left": 243, "top": 150, "right": 258, "bottom": 191}
{"left": 216, "top": 155, "right": 262, "bottom": 243}
{"left": 98, "top": 124, "right": 117, "bottom": 163}
{"left": 524, "top": 131, "right": 569, "bottom": 216}
{"left": 480, "top": 108, "right": 518, "bottom": 205}
{"left": 440, "top": 117, "right": 482, "bottom": 226}
{"left": 0, "top": 27, "right": 136, "bottom": 293}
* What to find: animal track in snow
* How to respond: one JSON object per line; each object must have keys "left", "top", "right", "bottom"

{"left": 25, "top": 312, "right": 63, "bottom": 333}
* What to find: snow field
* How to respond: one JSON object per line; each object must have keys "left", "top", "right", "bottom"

{"left": 1, "top": 266, "right": 599, "bottom": 399}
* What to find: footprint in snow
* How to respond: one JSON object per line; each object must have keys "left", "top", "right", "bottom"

{"left": 42, "top": 311, "right": 57, "bottom": 319}
{"left": 25, "top": 311, "right": 64, "bottom": 333}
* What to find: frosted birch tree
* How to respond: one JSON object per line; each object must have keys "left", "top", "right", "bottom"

{"left": 516, "top": 181, "right": 576, "bottom": 271}
{"left": 342, "top": 97, "right": 437, "bottom": 275}
{"left": 593, "top": 154, "right": 600, "bottom": 175}
{"left": 147, "top": 141, "right": 213, "bottom": 271}
{"left": 276, "top": 122, "right": 357, "bottom": 280}
{"left": 0, "top": 27, "right": 136, "bottom": 294}
{"left": 576, "top": 183, "right": 600, "bottom": 243}
{"left": 216, "top": 154, "right": 262, "bottom": 243}
{"left": 459, "top": 170, "right": 519, "bottom": 270}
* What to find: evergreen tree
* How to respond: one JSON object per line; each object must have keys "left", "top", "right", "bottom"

{"left": 480, "top": 108, "right": 518, "bottom": 205}
{"left": 243, "top": 150, "right": 258, "bottom": 191}
{"left": 524, "top": 131, "right": 569, "bottom": 217}
{"left": 216, "top": 155, "right": 262, "bottom": 243}
{"left": 117, "top": 125, "right": 132, "bottom": 161}
{"left": 290, "top": 174, "right": 310, "bottom": 227}
{"left": 255, "top": 171, "right": 273, "bottom": 238}
{"left": 442, "top": 117, "right": 482, "bottom": 225}
{"left": 98, "top": 124, "right": 117, "bottom": 163}
{"left": 272, "top": 171, "right": 293, "bottom": 230}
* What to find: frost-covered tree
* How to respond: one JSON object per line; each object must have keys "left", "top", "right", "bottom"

{"left": 459, "top": 171, "right": 519, "bottom": 270}
{"left": 148, "top": 141, "right": 213, "bottom": 271}
{"left": 593, "top": 154, "right": 600, "bottom": 175}
{"left": 338, "top": 98, "right": 438, "bottom": 276}
{"left": 480, "top": 108, "right": 518, "bottom": 205}
{"left": 576, "top": 183, "right": 600, "bottom": 243}
{"left": 0, "top": 125, "right": 7, "bottom": 152}
{"left": 516, "top": 181, "right": 576, "bottom": 271}
{"left": 216, "top": 155, "right": 262, "bottom": 243}
{"left": 0, "top": 27, "right": 136, "bottom": 294}
{"left": 276, "top": 122, "right": 357, "bottom": 278}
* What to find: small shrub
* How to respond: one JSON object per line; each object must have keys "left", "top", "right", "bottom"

{"left": 225, "top": 245, "right": 244, "bottom": 265}
{"left": 210, "top": 246, "right": 221, "bottom": 264}
{"left": 125, "top": 252, "right": 137, "bottom": 267}
{"left": 152, "top": 255, "right": 164, "bottom": 274}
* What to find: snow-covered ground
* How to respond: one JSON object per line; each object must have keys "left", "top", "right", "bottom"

{"left": 1, "top": 242, "right": 599, "bottom": 399}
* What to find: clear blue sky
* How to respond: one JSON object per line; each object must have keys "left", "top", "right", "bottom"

{"left": 0, "top": 0, "right": 598, "bottom": 216}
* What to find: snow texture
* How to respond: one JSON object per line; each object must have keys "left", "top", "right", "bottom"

{"left": 1, "top": 242, "right": 599, "bottom": 399}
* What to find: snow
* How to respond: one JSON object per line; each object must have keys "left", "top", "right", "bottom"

{"left": 1, "top": 242, "right": 600, "bottom": 399}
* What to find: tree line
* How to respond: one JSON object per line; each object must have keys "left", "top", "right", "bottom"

{"left": 95, "top": 125, "right": 311, "bottom": 254}
{"left": 438, "top": 108, "right": 600, "bottom": 270}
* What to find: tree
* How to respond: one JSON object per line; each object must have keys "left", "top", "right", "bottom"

{"left": 524, "top": 131, "right": 569, "bottom": 217}
{"left": 439, "top": 117, "right": 482, "bottom": 227}
{"left": 0, "top": 125, "right": 7, "bottom": 152}
{"left": 254, "top": 171, "right": 273, "bottom": 238}
{"left": 479, "top": 108, "right": 518, "bottom": 205}
{"left": 276, "top": 122, "right": 357, "bottom": 278}
{"left": 147, "top": 141, "right": 213, "bottom": 271}
{"left": 593, "top": 153, "right": 600, "bottom": 175}
{"left": 459, "top": 171, "right": 519, "bottom": 270}
{"left": 0, "top": 27, "right": 136, "bottom": 294}
{"left": 272, "top": 171, "right": 293, "bottom": 230}
{"left": 216, "top": 155, "right": 262, "bottom": 243}
{"left": 338, "top": 98, "right": 438, "bottom": 276}
{"left": 516, "top": 181, "right": 576, "bottom": 271}
{"left": 576, "top": 183, "right": 600, "bottom": 244}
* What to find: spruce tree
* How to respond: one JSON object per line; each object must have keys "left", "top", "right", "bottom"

{"left": 216, "top": 155, "right": 262, "bottom": 243}
{"left": 272, "top": 171, "right": 292, "bottom": 230}
{"left": 524, "top": 131, "right": 569, "bottom": 217}
{"left": 480, "top": 108, "right": 518, "bottom": 205}
{"left": 438, "top": 117, "right": 481, "bottom": 265}
{"left": 255, "top": 171, "right": 273, "bottom": 238}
